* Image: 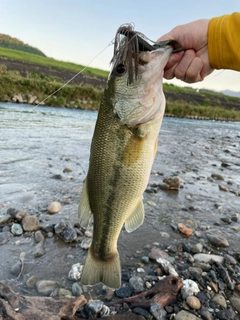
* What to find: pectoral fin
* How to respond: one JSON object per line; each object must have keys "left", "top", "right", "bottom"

{"left": 125, "top": 199, "right": 145, "bottom": 233}
{"left": 78, "top": 178, "right": 92, "bottom": 228}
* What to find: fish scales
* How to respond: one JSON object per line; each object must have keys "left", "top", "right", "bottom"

{"left": 78, "top": 24, "right": 175, "bottom": 288}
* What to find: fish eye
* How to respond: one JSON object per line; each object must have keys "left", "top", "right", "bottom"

{"left": 116, "top": 64, "right": 126, "bottom": 75}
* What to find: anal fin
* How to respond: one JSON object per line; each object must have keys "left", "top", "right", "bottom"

{"left": 78, "top": 178, "right": 92, "bottom": 228}
{"left": 125, "top": 199, "right": 144, "bottom": 233}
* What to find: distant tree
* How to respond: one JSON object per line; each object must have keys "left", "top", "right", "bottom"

{"left": 0, "top": 33, "right": 46, "bottom": 57}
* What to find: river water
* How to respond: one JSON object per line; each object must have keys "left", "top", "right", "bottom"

{"left": 0, "top": 102, "right": 240, "bottom": 294}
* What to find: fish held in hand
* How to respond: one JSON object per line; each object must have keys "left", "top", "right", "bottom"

{"left": 78, "top": 24, "right": 176, "bottom": 288}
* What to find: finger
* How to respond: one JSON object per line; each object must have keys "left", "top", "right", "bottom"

{"left": 174, "top": 50, "right": 196, "bottom": 81}
{"left": 185, "top": 57, "right": 204, "bottom": 83}
{"left": 163, "top": 65, "right": 177, "bottom": 79}
{"left": 164, "top": 51, "right": 184, "bottom": 70}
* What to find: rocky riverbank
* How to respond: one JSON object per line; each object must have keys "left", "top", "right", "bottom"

{"left": 0, "top": 105, "right": 240, "bottom": 319}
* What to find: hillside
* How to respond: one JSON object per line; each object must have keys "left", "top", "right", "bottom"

{"left": 0, "top": 47, "right": 240, "bottom": 120}
{"left": 0, "top": 33, "right": 46, "bottom": 57}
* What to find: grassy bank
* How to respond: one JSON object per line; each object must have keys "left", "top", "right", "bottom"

{"left": 0, "top": 52, "right": 240, "bottom": 120}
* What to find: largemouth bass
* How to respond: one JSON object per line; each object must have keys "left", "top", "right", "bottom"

{"left": 78, "top": 24, "right": 179, "bottom": 288}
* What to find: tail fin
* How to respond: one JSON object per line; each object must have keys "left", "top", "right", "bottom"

{"left": 81, "top": 250, "right": 121, "bottom": 289}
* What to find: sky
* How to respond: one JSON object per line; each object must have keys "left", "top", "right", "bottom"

{"left": 1, "top": 0, "right": 240, "bottom": 94}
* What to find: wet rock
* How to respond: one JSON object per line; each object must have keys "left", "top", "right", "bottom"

{"left": 0, "top": 214, "right": 11, "bottom": 224}
{"left": 133, "top": 307, "right": 152, "bottom": 320}
{"left": 81, "top": 237, "right": 92, "bottom": 249}
{"left": 205, "top": 229, "right": 229, "bottom": 247}
{"left": 175, "top": 310, "right": 198, "bottom": 320}
{"left": 11, "top": 223, "right": 23, "bottom": 236}
{"left": 47, "top": 201, "right": 62, "bottom": 214}
{"left": 219, "top": 185, "right": 229, "bottom": 192}
{"left": 186, "top": 295, "right": 201, "bottom": 310}
{"left": 148, "top": 248, "right": 169, "bottom": 260}
{"left": 84, "top": 300, "right": 105, "bottom": 318}
{"left": 103, "top": 285, "right": 115, "bottom": 301}
{"left": 229, "top": 296, "right": 240, "bottom": 313}
{"left": 200, "top": 310, "right": 214, "bottom": 320}
{"left": 156, "top": 258, "right": 178, "bottom": 276}
{"left": 22, "top": 215, "right": 40, "bottom": 231}
{"left": 178, "top": 223, "right": 193, "bottom": 236}
{"left": 224, "top": 254, "right": 237, "bottom": 265}
{"left": 115, "top": 286, "right": 133, "bottom": 298}
{"left": 68, "top": 263, "right": 83, "bottom": 280}
{"left": 54, "top": 220, "right": 77, "bottom": 242}
{"left": 58, "top": 288, "right": 72, "bottom": 297}
{"left": 211, "top": 173, "right": 224, "bottom": 180}
{"left": 163, "top": 176, "right": 181, "bottom": 189}
{"left": 193, "top": 253, "right": 224, "bottom": 264}
{"left": 216, "top": 308, "right": 236, "bottom": 320}
{"left": 150, "top": 302, "right": 167, "bottom": 319}
{"left": 36, "top": 280, "right": 58, "bottom": 295}
{"left": 211, "top": 293, "right": 227, "bottom": 308}
{"left": 191, "top": 243, "right": 203, "bottom": 253}
{"left": 72, "top": 282, "right": 83, "bottom": 296}
{"left": 15, "top": 210, "right": 27, "bottom": 221}
{"left": 34, "top": 230, "right": 45, "bottom": 243}
{"left": 85, "top": 230, "right": 92, "bottom": 237}
{"left": 26, "top": 276, "right": 37, "bottom": 289}
{"left": 33, "top": 241, "right": 45, "bottom": 257}
{"left": 181, "top": 279, "right": 200, "bottom": 299}
{"left": 0, "top": 231, "right": 13, "bottom": 245}
{"left": 129, "top": 276, "right": 145, "bottom": 293}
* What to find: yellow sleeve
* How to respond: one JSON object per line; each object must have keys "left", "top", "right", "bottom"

{"left": 208, "top": 12, "right": 240, "bottom": 71}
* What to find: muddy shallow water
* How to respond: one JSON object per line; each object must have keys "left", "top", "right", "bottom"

{"left": 0, "top": 102, "right": 240, "bottom": 294}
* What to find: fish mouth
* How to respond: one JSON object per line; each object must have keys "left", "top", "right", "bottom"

{"left": 111, "top": 24, "right": 183, "bottom": 84}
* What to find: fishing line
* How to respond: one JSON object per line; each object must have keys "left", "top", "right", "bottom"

{"left": 1, "top": 39, "right": 114, "bottom": 137}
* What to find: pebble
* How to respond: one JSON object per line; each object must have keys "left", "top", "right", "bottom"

{"left": 26, "top": 276, "right": 37, "bottom": 289}
{"left": 22, "top": 216, "right": 40, "bottom": 231}
{"left": 33, "top": 241, "right": 45, "bottom": 257}
{"left": 11, "top": 223, "right": 23, "bottom": 236}
{"left": 193, "top": 253, "right": 224, "bottom": 264}
{"left": 0, "top": 231, "right": 13, "bottom": 244}
{"left": 102, "top": 286, "right": 115, "bottom": 301}
{"left": 205, "top": 229, "right": 229, "bottom": 247}
{"left": 84, "top": 300, "right": 110, "bottom": 318}
{"left": 224, "top": 253, "right": 237, "bottom": 265}
{"left": 178, "top": 223, "right": 193, "bottom": 236}
{"left": 211, "top": 293, "right": 227, "bottom": 308}
{"left": 211, "top": 173, "right": 224, "bottom": 180}
{"left": 175, "top": 310, "right": 198, "bottom": 320}
{"left": 148, "top": 247, "right": 169, "bottom": 260}
{"left": 36, "top": 280, "right": 58, "bottom": 295}
{"left": 0, "top": 214, "right": 11, "bottom": 224}
{"left": 34, "top": 230, "right": 45, "bottom": 243}
{"left": 133, "top": 307, "right": 152, "bottom": 320}
{"left": 141, "top": 256, "right": 149, "bottom": 264}
{"left": 58, "top": 288, "right": 72, "bottom": 297}
{"left": 219, "top": 185, "right": 229, "bottom": 192}
{"left": 229, "top": 296, "right": 240, "bottom": 313}
{"left": 186, "top": 295, "right": 201, "bottom": 310}
{"left": 47, "top": 201, "right": 62, "bottom": 214}
{"left": 15, "top": 210, "right": 27, "bottom": 221}
{"left": 85, "top": 230, "right": 92, "bottom": 237}
{"left": 63, "top": 167, "right": 72, "bottom": 173}
{"left": 156, "top": 257, "right": 178, "bottom": 276}
{"left": 150, "top": 302, "right": 167, "bottom": 320}
{"left": 129, "top": 276, "right": 145, "bottom": 293}
{"left": 115, "top": 286, "right": 132, "bottom": 298}
{"left": 72, "top": 282, "right": 83, "bottom": 296}
{"left": 163, "top": 176, "right": 181, "bottom": 189}
{"left": 54, "top": 220, "right": 77, "bottom": 242}
{"left": 200, "top": 310, "right": 214, "bottom": 320}
{"left": 181, "top": 279, "right": 200, "bottom": 299}
{"left": 81, "top": 237, "right": 92, "bottom": 249}
{"left": 191, "top": 243, "right": 203, "bottom": 253}
{"left": 68, "top": 263, "right": 83, "bottom": 280}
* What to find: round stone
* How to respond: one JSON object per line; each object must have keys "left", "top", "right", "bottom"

{"left": 186, "top": 295, "right": 201, "bottom": 310}
{"left": 11, "top": 223, "right": 23, "bottom": 236}
{"left": 47, "top": 201, "right": 62, "bottom": 214}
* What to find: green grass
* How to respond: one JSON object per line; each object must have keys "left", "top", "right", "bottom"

{"left": 0, "top": 47, "right": 109, "bottom": 78}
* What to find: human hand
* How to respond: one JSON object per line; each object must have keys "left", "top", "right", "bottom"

{"left": 157, "top": 19, "right": 214, "bottom": 83}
